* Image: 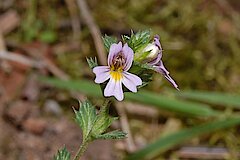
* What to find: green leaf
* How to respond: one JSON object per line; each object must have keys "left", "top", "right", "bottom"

{"left": 175, "top": 90, "right": 240, "bottom": 109}
{"left": 39, "top": 77, "right": 220, "bottom": 117}
{"left": 86, "top": 57, "right": 98, "bottom": 69}
{"left": 91, "top": 106, "right": 118, "bottom": 138}
{"left": 54, "top": 146, "right": 70, "bottom": 160}
{"left": 123, "top": 30, "right": 151, "bottom": 52}
{"left": 96, "top": 130, "right": 127, "bottom": 140}
{"left": 126, "top": 117, "right": 240, "bottom": 160}
{"left": 74, "top": 100, "right": 97, "bottom": 140}
{"left": 102, "top": 35, "right": 118, "bottom": 52}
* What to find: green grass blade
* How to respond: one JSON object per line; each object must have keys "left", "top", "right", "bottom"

{"left": 176, "top": 90, "right": 240, "bottom": 108}
{"left": 126, "top": 117, "right": 240, "bottom": 160}
{"left": 126, "top": 91, "right": 219, "bottom": 117}
{"left": 39, "top": 77, "right": 219, "bottom": 117}
{"left": 40, "top": 77, "right": 102, "bottom": 97}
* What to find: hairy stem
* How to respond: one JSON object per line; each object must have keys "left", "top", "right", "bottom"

{"left": 73, "top": 140, "right": 89, "bottom": 160}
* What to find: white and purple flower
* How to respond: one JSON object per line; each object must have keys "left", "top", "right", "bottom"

{"left": 93, "top": 42, "right": 142, "bottom": 101}
{"left": 143, "top": 35, "right": 179, "bottom": 90}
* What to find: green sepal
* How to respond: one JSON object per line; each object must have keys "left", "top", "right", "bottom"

{"left": 102, "top": 35, "right": 118, "bottom": 52}
{"left": 122, "top": 30, "right": 151, "bottom": 52}
{"left": 129, "top": 62, "right": 154, "bottom": 88}
{"left": 86, "top": 57, "right": 98, "bottom": 69}
{"left": 95, "top": 130, "right": 127, "bottom": 140}
{"left": 53, "top": 146, "right": 71, "bottom": 160}
{"left": 74, "top": 100, "right": 97, "bottom": 140}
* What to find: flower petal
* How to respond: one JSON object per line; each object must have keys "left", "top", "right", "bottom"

{"left": 108, "top": 42, "right": 122, "bottom": 66}
{"left": 104, "top": 78, "right": 124, "bottom": 101}
{"left": 114, "top": 80, "right": 124, "bottom": 101}
{"left": 122, "top": 43, "right": 134, "bottom": 71}
{"left": 122, "top": 72, "right": 142, "bottom": 92}
{"left": 148, "top": 52, "right": 162, "bottom": 65}
{"left": 93, "top": 66, "right": 110, "bottom": 83}
{"left": 155, "top": 61, "right": 179, "bottom": 90}
{"left": 154, "top": 35, "right": 162, "bottom": 50}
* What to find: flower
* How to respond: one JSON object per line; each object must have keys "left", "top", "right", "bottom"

{"left": 93, "top": 42, "right": 142, "bottom": 101}
{"left": 140, "top": 35, "right": 179, "bottom": 90}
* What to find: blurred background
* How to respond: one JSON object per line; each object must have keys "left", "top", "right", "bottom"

{"left": 0, "top": 0, "right": 240, "bottom": 159}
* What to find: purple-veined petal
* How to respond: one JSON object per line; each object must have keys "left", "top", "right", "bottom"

{"left": 122, "top": 43, "right": 134, "bottom": 71}
{"left": 155, "top": 60, "right": 169, "bottom": 74}
{"left": 104, "top": 78, "right": 124, "bottom": 101}
{"left": 122, "top": 72, "right": 142, "bottom": 92}
{"left": 93, "top": 66, "right": 110, "bottom": 83}
{"left": 155, "top": 61, "right": 179, "bottom": 90}
{"left": 154, "top": 35, "right": 162, "bottom": 50}
{"left": 148, "top": 52, "right": 162, "bottom": 65}
{"left": 108, "top": 42, "right": 122, "bottom": 66}
{"left": 164, "top": 74, "right": 179, "bottom": 90}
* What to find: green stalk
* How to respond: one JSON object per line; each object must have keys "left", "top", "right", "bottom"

{"left": 73, "top": 140, "right": 89, "bottom": 160}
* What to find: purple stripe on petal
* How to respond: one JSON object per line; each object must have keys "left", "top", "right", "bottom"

{"left": 93, "top": 66, "right": 110, "bottom": 83}
{"left": 122, "top": 43, "right": 134, "bottom": 71}
{"left": 108, "top": 42, "right": 122, "bottom": 66}
{"left": 122, "top": 72, "right": 142, "bottom": 92}
{"left": 154, "top": 35, "right": 162, "bottom": 50}
{"left": 164, "top": 74, "right": 179, "bottom": 90}
{"left": 155, "top": 61, "right": 179, "bottom": 90}
{"left": 148, "top": 53, "right": 162, "bottom": 65}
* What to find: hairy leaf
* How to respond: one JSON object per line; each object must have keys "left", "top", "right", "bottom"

{"left": 102, "top": 35, "right": 118, "bottom": 52}
{"left": 86, "top": 57, "right": 98, "bottom": 69}
{"left": 91, "top": 106, "right": 118, "bottom": 137}
{"left": 95, "top": 130, "right": 127, "bottom": 140}
{"left": 53, "top": 147, "right": 70, "bottom": 160}
{"left": 74, "top": 100, "right": 97, "bottom": 140}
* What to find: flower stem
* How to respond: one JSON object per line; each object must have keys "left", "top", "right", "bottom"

{"left": 102, "top": 98, "right": 111, "bottom": 111}
{"left": 73, "top": 140, "right": 89, "bottom": 160}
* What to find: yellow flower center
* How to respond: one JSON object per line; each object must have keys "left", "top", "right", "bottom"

{"left": 110, "top": 53, "right": 125, "bottom": 81}
{"left": 110, "top": 70, "right": 123, "bottom": 81}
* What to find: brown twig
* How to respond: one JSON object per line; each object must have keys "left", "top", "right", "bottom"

{"left": 65, "top": 0, "right": 81, "bottom": 41}
{"left": 0, "top": 51, "right": 43, "bottom": 68}
{"left": 0, "top": 10, "right": 20, "bottom": 35}
{"left": 115, "top": 102, "right": 136, "bottom": 153}
{"left": 76, "top": 0, "right": 106, "bottom": 65}
{"left": 0, "top": 10, "right": 20, "bottom": 71}
{"left": 0, "top": 31, "right": 11, "bottom": 72}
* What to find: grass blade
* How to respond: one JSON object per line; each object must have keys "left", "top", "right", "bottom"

{"left": 40, "top": 77, "right": 219, "bottom": 117}
{"left": 126, "top": 91, "right": 219, "bottom": 117}
{"left": 176, "top": 90, "right": 240, "bottom": 109}
{"left": 126, "top": 117, "right": 240, "bottom": 160}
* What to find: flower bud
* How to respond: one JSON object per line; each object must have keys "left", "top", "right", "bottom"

{"left": 134, "top": 43, "right": 160, "bottom": 63}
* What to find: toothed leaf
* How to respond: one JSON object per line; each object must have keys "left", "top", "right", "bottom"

{"left": 91, "top": 106, "right": 118, "bottom": 138}
{"left": 53, "top": 146, "right": 70, "bottom": 160}
{"left": 74, "top": 100, "right": 97, "bottom": 140}
{"left": 95, "top": 130, "right": 127, "bottom": 140}
{"left": 102, "top": 35, "right": 118, "bottom": 52}
{"left": 86, "top": 57, "right": 98, "bottom": 69}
